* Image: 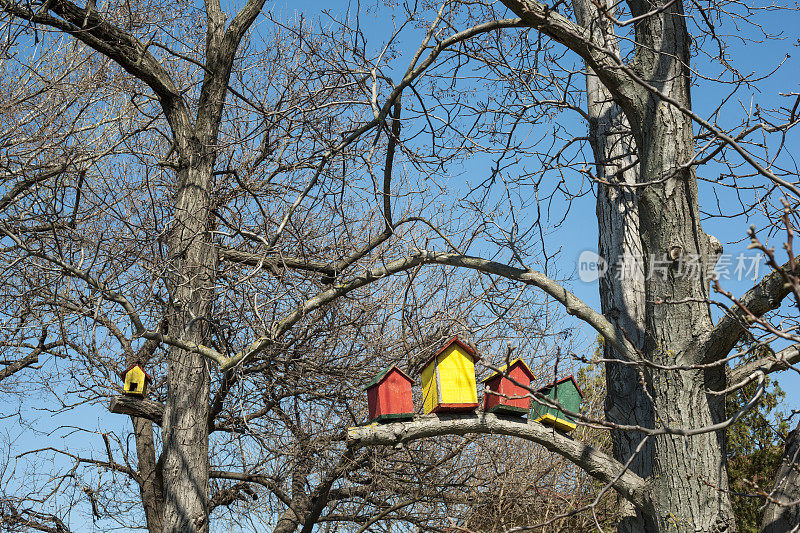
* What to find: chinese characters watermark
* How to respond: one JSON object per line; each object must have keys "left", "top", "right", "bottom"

{"left": 577, "top": 250, "right": 763, "bottom": 283}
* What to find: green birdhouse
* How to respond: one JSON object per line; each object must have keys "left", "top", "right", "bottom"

{"left": 531, "top": 375, "right": 583, "bottom": 432}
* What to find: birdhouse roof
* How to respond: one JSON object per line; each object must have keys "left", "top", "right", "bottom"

{"left": 119, "top": 363, "right": 153, "bottom": 383}
{"left": 421, "top": 336, "right": 478, "bottom": 371}
{"left": 538, "top": 374, "right": 583, "bottom": 398}
{"left": 364, "top": 365, "right": 414, "bottom": 390}
{"left": 480, "top": 358, "right": 534, "bottom": 383}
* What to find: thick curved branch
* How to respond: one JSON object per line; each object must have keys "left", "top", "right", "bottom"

{"left": 209, "top": 470, "right": 289, "bottom": 501}
{"left": 0, "top": 164, "right": 69, "bottom": 213}
{"left": 347, "top": 412, "right": 651, "bottom": 510}
{"left": 0, "top": 340, "right": 66, "bottom": 383}
{"left": 701, "top": 260, "right": 800, "bottom": 364}
{"left": 0, "top": 0, "right": 189, "bottom": 133}
{"left": 11, "top": 245, "right": 629, "bottom": 372}
{"left": 498, "top": 0, "right": 641, "bottom": 114}
{"left": 221, "top": 249, "right": 635, "bottom": 369}
{"left": 418, "top": 251, "right": 637, "bottom": 360}
{"left": 728, "top": 344, "right": 800, "bottom": 384}
{"left": 0, "top": 507, "right": 72, "bottom": 533}
{"left": 0, "top": 349, "right": 41, "bottom": 382}
{"left": 218, "top": 247, "right": 336, "bottom": 278}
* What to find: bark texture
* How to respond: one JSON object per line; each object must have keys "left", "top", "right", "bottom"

{"left": 540, "top": 0, "right": 734, "bottom": 528}
{"left": 134, "top": 416, "right": 165, "bottom": 533}
{"left": 571, "top": 0, "right": 654, "bottom": 528}
{"left": 761, "top": 424, "right": 800, "bottom": 532}
{"left": 630, "top": 3, "right": 733, "bottom": 530}
{"left": 161, "top": 156, "right": 216, "bottom": 533}
{"left": 151, "top": 3, "right": 262, "bottom": 529}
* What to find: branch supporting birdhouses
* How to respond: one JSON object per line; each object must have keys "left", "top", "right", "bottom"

{"left": 347, "top": 412, "right": 651, "bottom": 511}
{"left": 109, "top": 395, "right": 165, "bottom": 426}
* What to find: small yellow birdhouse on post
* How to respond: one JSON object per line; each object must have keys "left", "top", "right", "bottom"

{"left": 420, "top": 336, "right": 479, "bottom": 414}
{"left": 119, "top": 363, "right": 152, "bottom": 397}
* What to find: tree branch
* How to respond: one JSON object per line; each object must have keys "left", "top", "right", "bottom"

{"left": 701, "top": 260, "right": 800, "bottom": 364}
{"left": 498, "top": 0, "right": 641, "bottom": 113}
{"left": 218, "top": 247, "right": 336, "bottom": 279}
{"left": 299, "top": 448, "right": 357, "bottom": 533}
{"left": 0, "top": 164, "right": 69, "bottom": 213}
{"left": 221, "top": 249, "right": 636, "bottom": 370}
{"left": 347, "top": 412, "right": 651, "bottom": 510}
{"left": 0, "top": 348, "right": 42, "bottom": 383}
{"left": 210, "top": 470, "right": 291, "bottom": 506}
{"left": 728, "top": 344, "right": 800, "bottom": 384}
{"left": 0, "top": 507, "right": 72, "bottom": 533}
{"left": 0, "top": 0, "right": 189, "bottom": 132}
{"left": 109, "top": 395, "right": 165, "bottom": 426}
{"left": 0, "top": 333, "right": 66, "bottom": 383}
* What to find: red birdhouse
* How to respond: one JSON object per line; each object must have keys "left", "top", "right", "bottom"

{"left": 365, "top": 365, "right": 415, "bottom": 423}
{"left": 482, "top": 358, "right": 535, "bottom": 416}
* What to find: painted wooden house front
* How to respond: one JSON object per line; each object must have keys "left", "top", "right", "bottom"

{"left": 365, "top": 366, "right": 415, "bottom": 423}
{"left": 482, "top": 358, "right": 534, "bottom": 415}
{"left": 531, "top": 375, "right": 583, "bottom": 432}
{"left": 120, "top": 363, "right": 153, "bottom": 397}
{"left": 421, "top": 337, "right": 479, "bottom": 414}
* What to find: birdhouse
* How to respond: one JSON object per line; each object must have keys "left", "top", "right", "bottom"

{"left": 482, "top": 358, "right": 535, "bottom": 416}
{"left": 119, "top": 363, "right": 153, "bottom": 397}
{"left": 531, "top": 375, "right": 583, "bottom": 432}
{"left": 420, "top": 336, "right": 479, "bottom": 414}
{"left": 364, "top": 365, "right": 415, "bottom": 423}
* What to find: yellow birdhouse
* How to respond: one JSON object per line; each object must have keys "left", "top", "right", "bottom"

{"left": 420, "top": 336, "right": 479, "bottom": 414}
{"left": 119, "top": 363, "right": 152, "bottom": 397}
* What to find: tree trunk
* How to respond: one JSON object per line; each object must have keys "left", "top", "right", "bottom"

{"left": 274, "top": 505, "right": 305, "bottom": 533}
{"left": 161, "top": 155, "right": 217, "bottom": 533}
{"left": 571, "top": 0, "right": 654, "bottom": 528}
{"left": 593, "top": 108, "right": 655, "bottom": 531}
{"left": 126, "top": 336, "right": 166, "bottom": 532}
{"left": 761, "top": 423, "right": 800, "bottom": 532}
{"left": 570, "top": 0, "right": 735, "bottom": 528}
{"left": 134, "top": 416, "right": 165, "bottom": 533}
{"left": 630, "top": 3, "right": 734, "bottom": 530}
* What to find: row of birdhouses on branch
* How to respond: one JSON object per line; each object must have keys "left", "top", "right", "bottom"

{"left": 364, "top": 337, "right": 583, "bottom": 432}
{"left": 117, "top": 337, "right": 582, "bottom": 432}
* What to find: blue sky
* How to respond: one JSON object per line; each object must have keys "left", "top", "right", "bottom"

{"left": 286, "top": 0, "right": 800, "bottom": 407}
{"left": 3, "top": 1, "right": 799, "bottom": 531}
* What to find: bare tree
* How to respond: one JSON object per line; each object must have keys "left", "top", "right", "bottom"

{"left": 348, "top": 1, "right": 800, "bottom": 531}
{"left": 1, "top": 0, "right": 799, "bottom": 532}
